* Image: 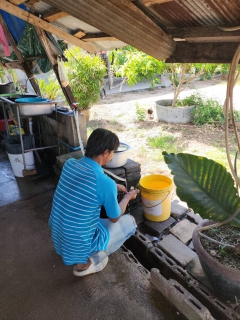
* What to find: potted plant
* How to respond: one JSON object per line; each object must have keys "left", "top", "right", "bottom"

{"left": 64, "top": 47, "right": 107, "bottom": 122}
{"left": 161, "top": 49, "right": 240, "bottom": 304}
{"left": 162, "top": 151, "right": 240, "bottom": 303}
{"left": 154, "top": 62, "right": 218, "bottom": 124}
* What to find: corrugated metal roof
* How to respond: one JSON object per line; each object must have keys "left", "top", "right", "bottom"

{"left": 152, "top": 0, "right": 240, "bottom": 28}
{"left": 1, "top": 0, "right": 240, "bottom": 62}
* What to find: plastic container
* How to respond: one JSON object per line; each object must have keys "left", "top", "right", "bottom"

{"left": 7, "top": 151, "right": 35, "bottom": 177}
{"left": 15, "top": 97, "right": 49, "bottom": 103}
{"left": 0, "top": 119, "right": 14, "bottom": 131}
{"left": 139, "top": 174, "right": 173, "bottom": 222}
{"left": 0, "top": 82, "right": 15, "bottom": 94}
{"left": 104, "top": 142, "right": 130, "bottom": 168}
{"left": 2, "top": 135, "right": 32, "bottom": 154}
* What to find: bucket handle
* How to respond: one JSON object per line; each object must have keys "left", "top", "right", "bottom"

{"left": 141, "top": 191, "right": 170, "bottom": 209}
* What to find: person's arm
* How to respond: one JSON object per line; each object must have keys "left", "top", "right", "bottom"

{"left": 108, "top": 189, "right": 139, "bottom": 223}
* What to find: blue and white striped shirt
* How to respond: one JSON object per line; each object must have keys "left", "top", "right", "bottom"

{"left": 49, "top": 156, "right": 121, "bottom": 265}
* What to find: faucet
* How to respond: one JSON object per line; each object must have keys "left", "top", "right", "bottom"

{"left": 25, "top": 76, "right": 36, "bottom": 93}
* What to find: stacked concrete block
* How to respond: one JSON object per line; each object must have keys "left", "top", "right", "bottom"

{"left": 150, "top": 269, "right": 214, "bottom": 320}
{"left": 125, "top": 198, "right": 240, "bottom": 320}
{"left": 39, "top": 111, "right": 87, "bottom": 155}
{"left": 53, "top": 153, "right": 142, "bottom": 210}
{"left": 103, "top": 159, "right": 142, "bottom": 210}
{"left": 53, "top": 150, "right": 83, "bottom": 179}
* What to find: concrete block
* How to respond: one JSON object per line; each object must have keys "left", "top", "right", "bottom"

{"left": 55, "top": 150, "right": 83, "bottom": 167}
{"left": 144, "top": 216, "right": 176, "bottom": 236}
{"left": 149, "top": 246, "right": 177, "bottom": 268}
{"left": 186, "top": 209, "right": 203, "bottom": 225}
{"left": 170, "top": 219, "right": 196, "bottom": 244}
{"left": 171, "top": 199, "right": 188, "bottom": 218}
{"left": 150, "top": 268, "right": 214, "bottom": 320}
{"left": 42, "top": 111, "right": 87, "bottom": 149}
{"left": 157, "top": 234, "right": 197, "bottom": 267}
{"left": 123, "top": 159, "right": 141, "bottom": 174}
{"left": 124, "top": 230, "right": 153, "bottom": 270}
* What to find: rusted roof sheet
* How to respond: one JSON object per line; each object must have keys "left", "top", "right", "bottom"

{"left": 151, "top": 0, "right": 240, "bottom": 28}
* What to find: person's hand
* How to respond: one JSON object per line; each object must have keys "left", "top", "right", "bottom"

{"left": 117, "top": 184, "right": 127, "bottom": 193}
{"left": 125, "top": 189, "right": 139, "bottom": 201}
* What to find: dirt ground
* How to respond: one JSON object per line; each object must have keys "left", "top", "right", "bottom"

{"left": 89, "top": 76, "right": 240, "bottom": 182}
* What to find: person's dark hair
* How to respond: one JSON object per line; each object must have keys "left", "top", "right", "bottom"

{"left": 85, "top": 128, "right": 119, "bottom": 158}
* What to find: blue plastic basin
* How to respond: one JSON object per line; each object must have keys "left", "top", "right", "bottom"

{"left": 15, "top": 97, "right": 49, "bottom": 103}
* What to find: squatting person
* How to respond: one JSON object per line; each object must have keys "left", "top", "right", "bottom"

{"left": 48, "top": 128, "right": 139, "bottom": 276}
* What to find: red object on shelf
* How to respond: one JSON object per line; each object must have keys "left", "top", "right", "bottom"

{"left": 0, "top": 119, "right": 14, "bottom": 131}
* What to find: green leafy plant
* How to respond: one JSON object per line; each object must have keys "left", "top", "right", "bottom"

{"left": 163, "top": 152, "right": 240, "bottom": 227}
{"left": 147, "top": 135, "right": 175, "bottom": 149}
{"left": 176, "top": 92, "right": 240, "bottom": 126}
{"left": 135, "top": 103, "right": 146, "bottom": 121}
{"left": 176, "top": 92, "right": 203, "bottom": 107}
{"left": 64, "top": 47, "right": 107, "bottom": 110}
{"left": 38, "top": 75, "right": 65, "bottom": 101}
{"left": 147, "top": 134, "right": 185, "bottom": 155}
{"left": 111, "top": 46, "right": 162, "bottom": 88}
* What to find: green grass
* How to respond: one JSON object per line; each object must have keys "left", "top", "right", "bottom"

{"left": 147, "top": 134, "right": 185, "bottom": 155}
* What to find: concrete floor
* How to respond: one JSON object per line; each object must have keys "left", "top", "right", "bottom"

{"left": 0, "top": 144, "right": 186, "bottom": 320}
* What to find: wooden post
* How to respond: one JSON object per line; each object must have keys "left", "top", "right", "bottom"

{"left": 35, "top": 27, "right": 76, "bottom": 106}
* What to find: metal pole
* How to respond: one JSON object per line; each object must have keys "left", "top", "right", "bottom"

{"left": 55, "top": 103, "right": 60, "bottom": 155}
{"left": 2, "top": 101, "right": 10, "bottom": 137}
{"left": 16, "top": 105, "right": 26, "bottom": 170}
{"left": 107, "top": 52, "right": 113, "bottom": 90}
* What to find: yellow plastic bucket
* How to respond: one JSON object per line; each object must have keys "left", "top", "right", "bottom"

{"left": 139, "top": 174, "right": 173, "bottom": 222}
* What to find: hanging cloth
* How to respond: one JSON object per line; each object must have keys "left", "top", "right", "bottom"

{"left": 0, "top": 25, "right": 10, "bottom": 56}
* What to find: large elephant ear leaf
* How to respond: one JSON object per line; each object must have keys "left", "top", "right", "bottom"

{"left": 162, "top": 152, "right": 240, "bottom": 227}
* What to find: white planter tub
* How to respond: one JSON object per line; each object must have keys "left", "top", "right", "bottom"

{"left": 153, "top": 99, "right": 195, "bottom": 124}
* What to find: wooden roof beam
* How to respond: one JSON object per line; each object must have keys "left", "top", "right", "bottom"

{"left": 168, "top": 26, "right": 240, "bottom": 43}
{"left": 0, "top": 0, "right": 96, "bottom": 53}
{"left": 73, "top": 30, "right": 86, "bottom": 39}
{"left": 9, "top": 0, "right": 26, "bottom": 5}
{"left": 43, "top": 10, "right": 69, "bottom": 22}
{"left": 167, "top": 42, "right": 239, "bottom": 63}
{"left": 81, "top": 32, "right": 118, "bottom": 42}
{"left": 142, "top": 0, "right": 172, "bottom": 6}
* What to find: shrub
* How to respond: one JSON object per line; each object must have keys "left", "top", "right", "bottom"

{"left": 65, "top": 47, "right": 106, "bottom": 109}
{"left": 178, "top": 92, "right": 240, "bottom": 126}
{"left": 135, "top": 103, "right": 146, "bottom": 121}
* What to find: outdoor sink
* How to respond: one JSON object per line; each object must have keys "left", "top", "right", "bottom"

{"left": 16, "top": 101, "right": 54, "bottom": 117}
{"left": 0, "top": 95, "right": 55, "bottom": 117}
